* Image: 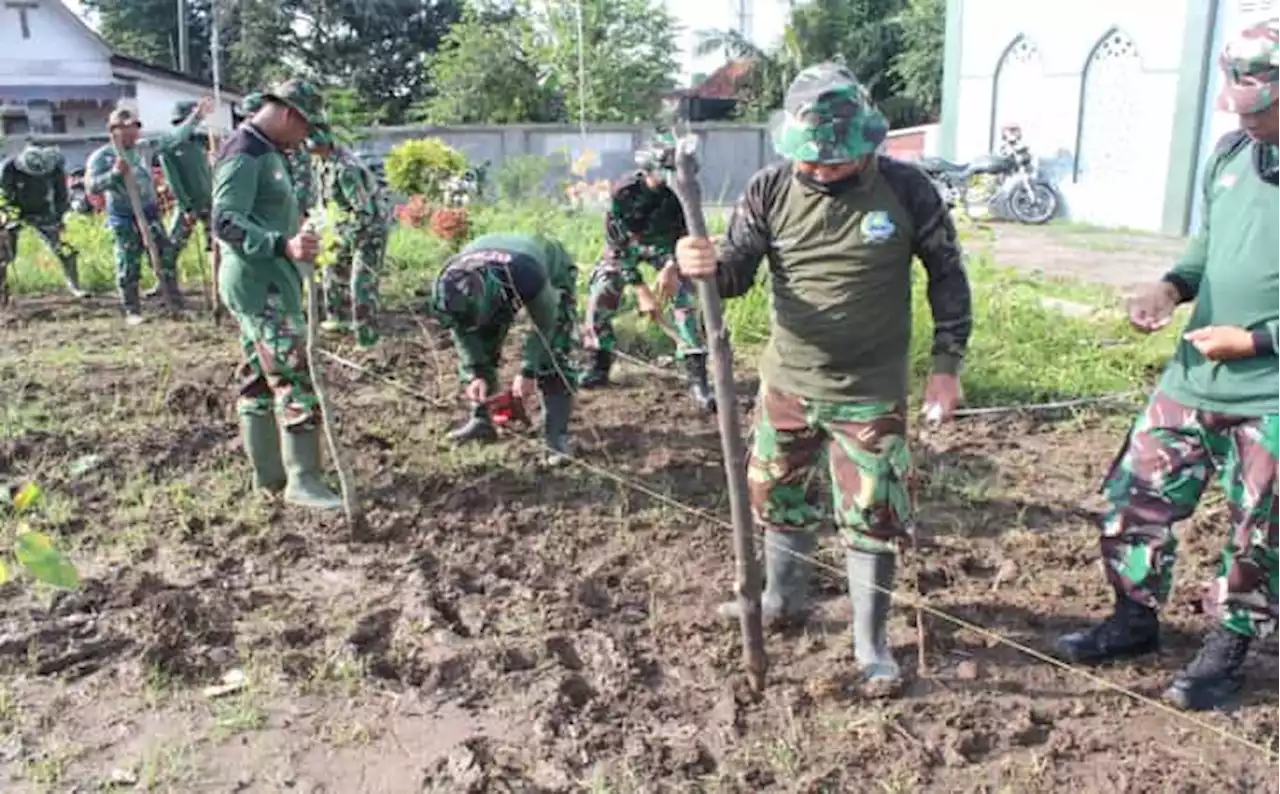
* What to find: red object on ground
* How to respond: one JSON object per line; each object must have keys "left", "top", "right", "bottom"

{"left": 485, "top": 391, "right": 530, "bottom": 427}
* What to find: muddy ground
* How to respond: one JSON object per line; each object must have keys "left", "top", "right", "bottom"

{"left": 0, "top": 235, "right": 1276, "bottom": 793}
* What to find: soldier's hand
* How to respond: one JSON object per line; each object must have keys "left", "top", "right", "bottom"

{"left": 675, "top": 235, "right": 716, "bottom": 280}
{"left": 634, "top": 284, "right": 658, "bottom": 316}
{"left": 196, "top": 97, "right": 215, "bottom": 119}
{"left": 511, "top": 374, "right": 537, "bottom": 401}
{"left": 1183, "top": 325, "right": 1258, "bottom": 361}
{"left": 285, "top": 231, "right": 319, "bottom": 262}
{"left": 113, "top": 157, "right": 131, "bottom": 175}
{"left": 1127, "top": 281, "right": 1179, "bottom": 333}
{"left": 465, "top": 378, "right": 488, "bottom": 403}
{"left": 655, "top": 259, "right": 680, "bottom": 303}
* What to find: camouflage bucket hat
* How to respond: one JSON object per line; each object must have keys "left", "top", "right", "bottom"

{"left": 262, "top": 79, "right": 327, "bottom": 130}
{"left": 171, "top": 100, "right": 199, "bottom": 124}
{"left": 16, "top": 145, "right": 57, "bottom": 177}
{"left": 771, "top": 62, "right": 888, "bottom": 163}
{"left": 1216, "top": 18, "right": 1280, "bottom": 114}
{"left": 107, "top": 106, "right": 142, "bottom": 131}
{"left": 240, "top": 92, "right": 265, "bottom": 115}
{"left": 431, "top": 267, "right": 497, "bottom": 331}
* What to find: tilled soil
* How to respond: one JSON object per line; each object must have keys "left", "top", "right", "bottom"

{"left": 0, "top": 293, "right": 1275, "bottom": 794}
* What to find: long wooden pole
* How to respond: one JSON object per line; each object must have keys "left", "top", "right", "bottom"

{"left": 207, "top": 0, "right": 225, "bottom": 325}
{"left": 110, "top": 132, "right": 163, "bottom": 284}
{"left": 669, "top": 128, "right": 766, "bottom": 692}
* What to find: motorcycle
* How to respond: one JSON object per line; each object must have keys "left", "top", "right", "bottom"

{"left": 917, "top": 144, "right": 1060, "bottom": 225}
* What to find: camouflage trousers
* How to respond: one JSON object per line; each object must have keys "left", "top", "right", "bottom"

{"left": 1100, "top": 390, "right": 1279, "bottom": 638}
{"left": 323, "top": 224, "right": 387, "bottom": 346}
{"left": 229, "top": 284, "right": 322, "bottom": 430}
{"left": 166, "top": 208, "right": 212, "bottom": 257}
{"left": 748, "top": 383, "right": 912, "bottom": 554}
{"left": 461, "top": 262, "right": 580, "bottom": 395}
{"left": 108, "top": 212, "right": 177, "bottom": 311}
{"left": 0, "top": 221, "right": 80, "bottom": 305}
{"left": 584, "top": 254, "right": 705, "bottom": 358}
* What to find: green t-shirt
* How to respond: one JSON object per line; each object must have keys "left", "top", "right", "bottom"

{"left": 158, "top": 127, "right": 212, "bottom": 215}
{"left": 1160, "top": 133, "right": 1279, "bottom": 418}
{"left": 212, "top": 124, "right": 303, "bottom": 316}
{"left": 712, "top": 158, "right": 973, "bottom": 403}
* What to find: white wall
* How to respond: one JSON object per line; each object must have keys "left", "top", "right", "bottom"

{"left": 952, "top": 0, "right": 1189, "bottom": 231}
{"left": 117, "top": 76, "right": 238, "bottom": 134}
{"left": 0, "top": 0, "right": 114, "bottom": 86}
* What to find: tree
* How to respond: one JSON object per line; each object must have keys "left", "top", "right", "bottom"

{"left": 536, "top": 0, "right": 680, "bottom": 124}
{"left": 693, "top": 27, "right": 804, "bottom": 122}
{"left": 414, "top": 3, "right": 563, "bottom": 124}
{"left": 889, "top": 0, "right": 946, "bottom": 123}
{"left": 80, "top": 0, "right": 214, "bottom": 77}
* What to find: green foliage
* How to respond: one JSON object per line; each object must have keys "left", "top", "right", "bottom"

{"left": 492, "top": 155, "right": 552, "bottom": 203}
{"left": 384, "top": 138, "right": 469, "bottom": 201}
{"left": 536, "top": 0, "right": 680, "bottom": 124}
{"left": 0, "top": 483, "right": 79, "bottom": 590}
{"left": 415, "top": 3, "right": 563, "bottom": 124}
{"left": 696, "top": 0, "right": 945, "bottom": 126}
{"left": 320, "top": 87, "right": 375, "bottom": 143}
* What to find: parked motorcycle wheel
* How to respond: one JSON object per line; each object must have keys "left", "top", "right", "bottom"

{"left": 1007, "top": 181, "right": 1059, "bottom": 225}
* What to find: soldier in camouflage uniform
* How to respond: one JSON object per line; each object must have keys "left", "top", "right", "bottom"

{"left": 676, "top": 63, "right": 973, "bottom": 696}
{"left": 157, "top": 101, "right": 214, "bottom": 280}
{"left": 580, "top": 133, "right": 715, "bottom": 413}
{"left": 0, "top": 143, "right": 85, "bottom": 304}
{"left": 85, "top": 101, "right": 209, "bottom": 323}
{"left": 427, "top": 232, "right": 579, "bottom": 465}
{"left": 213, "top": 79, "right": 343, "bottom": 512}
{"left": 242, "top": 92, "right": 314, "bottom": 218}
{"left": 1057, "top": 20, "right": 1279, "bottom": 712}
{"left": 308, "top": 126, "right": 389, "bottom": 348}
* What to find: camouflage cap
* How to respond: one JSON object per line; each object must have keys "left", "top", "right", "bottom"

{"left": 1217, "top": 18, "right": 1280, "bottom": 114}
{"left": 307, "top": 124, "right": 337, "bottom": 149}
{"left": 171, "top": 100, "right": 199, "bottom": 124}
{"left": 262, "top": 78, "right": 327, "bottom": 130}
{"left": 771, "top": 62, "right": 888, "bottom": 163}
{"left": 15, "top": 145, "right": 59, "bottom": 177}
{"left": 240, "top": 92, "right": 265, "bottom": 115}
{"left": 107, "top": 106, "right": 142, "bottom": 130}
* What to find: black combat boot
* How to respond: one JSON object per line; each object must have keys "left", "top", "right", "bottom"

{"left": 684, "top": 353, "right": 716, "bottom": 413}
{"left": 450, "top": 403, "right": 498, "bottom": 445}
{"left": 1055, "top": 591, "right": 1160, "bottom": 664}
{"left": 579, "top": 349, "right": 613, "bottom": 389}
{"left": 1163, "top": 626, "right": 1251, "bottom": 711}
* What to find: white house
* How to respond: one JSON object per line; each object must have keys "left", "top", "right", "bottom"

{"left": 0, "top": 0, "right": 241, "bottom": 163}
{"left": 938, "top": 0, "right": 1277, "bottom": 235}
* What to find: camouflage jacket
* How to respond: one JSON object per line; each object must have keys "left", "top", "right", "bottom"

{"left": 603, "top": 170, "right": 688, "bottom": 270}
{"left": 0, "top": 156, "right": 67, "bottom": 225}
{"left": 85, "top": 115, "right": 200, "bottom": 221}
{"left": 314, "top": 148, "right": 388, "bottom": 232}
{"left": 286, "top": 148, "right": 315, "bottom": 214}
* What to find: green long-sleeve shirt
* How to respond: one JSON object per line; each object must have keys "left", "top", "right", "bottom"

{"left": 0, "top": 156, "right": 68, "bottom": 223}
{"left": 712, "top": 157, "right": 972, "bottom": 403}
{"left": 447, "top": 232, "right": 573, "bottom": 380}
{"left": 1159, "top": 132, "right": 1278, "bottom": 417}
{"left": 157, "top": 126, "right": 212, "bottom": 214}
{"left": 212, "top": 123, "right": 303, "bottom": 316}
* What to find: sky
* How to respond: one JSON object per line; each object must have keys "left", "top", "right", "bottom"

{"left": 60, "top": 0, "right": 789, "bottom": 85}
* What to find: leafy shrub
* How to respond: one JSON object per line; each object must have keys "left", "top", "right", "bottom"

{"left": 384, "top": 138, "right": 468, "bottom": 202}
{"left": 493, "top": 155, "right": 550, "bottom": 203}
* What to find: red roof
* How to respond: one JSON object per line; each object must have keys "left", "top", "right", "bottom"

{"left": 671, "top": 58, "right": 755, "bottom": 100}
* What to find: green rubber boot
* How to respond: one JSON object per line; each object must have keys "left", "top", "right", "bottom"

{"left": 541, "top": 387, "right": 573, "bottom": 467}
{"left": 281, "top": 426, "right": 343, "bottom": 511}
{"left": 239, "top": 412, "right": 286, "bottom": 493}
{"left": 847, "top": 549, "right": 903, "bottom": 696}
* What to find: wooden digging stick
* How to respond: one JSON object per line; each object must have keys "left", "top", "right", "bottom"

{"left": 111, "top": 132, "right": 164, "bottom": 290}
{"left": 669, "top": 126, "right": 767, "bottom": 693}
{"left": 206, "top": 128, "right": 225, "bottom": 324}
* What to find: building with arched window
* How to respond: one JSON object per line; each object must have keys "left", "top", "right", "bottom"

{"left": 938, "top": 0, "right": 1277, "bottom": 235}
